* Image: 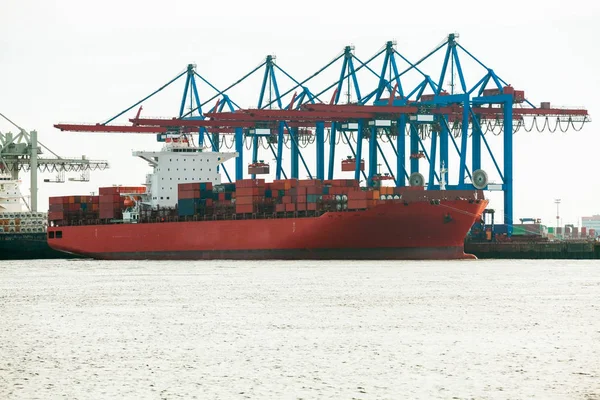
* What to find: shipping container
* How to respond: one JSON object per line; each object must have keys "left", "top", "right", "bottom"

{"left": 99, "top": 186, "right": 145, "bottom": 195}
{"left": 236, "top": 196, "right": 264, "bottom": 205}
{"left": 341, "top": 158, "right": 365, "bottom": 172}
{"left": 235, "top": 204, "right": 255, "bottom": 214}
{"left": 236, "top": 179, "right": 266, "bottom": 189}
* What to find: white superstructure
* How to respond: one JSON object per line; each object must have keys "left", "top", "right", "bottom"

{"left": 0, "top": 174, "right": 22, "bottom": 213}
{"left": 134, "top": 136, "right": 237, "bottom": 209}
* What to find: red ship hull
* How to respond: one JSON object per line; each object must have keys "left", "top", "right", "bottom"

{"left": 47, "top": 199, "right": 488, "bottom": 260}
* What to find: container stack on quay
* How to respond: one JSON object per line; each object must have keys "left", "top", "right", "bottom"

{"left": 0, "top": 212, "right": 46, "bottom": 234}
{"left": 547, "top": 226, "right": 597, "bottom": 240}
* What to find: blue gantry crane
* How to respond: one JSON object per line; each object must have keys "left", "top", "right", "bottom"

{"left": 54, "top": 33, "right": 590, "bottom": 234}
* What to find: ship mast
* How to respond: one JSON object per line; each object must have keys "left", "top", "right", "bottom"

{"left": 0, "top": 113, "right": 109, "bottom": 211}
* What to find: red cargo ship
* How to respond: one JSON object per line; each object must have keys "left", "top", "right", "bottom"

{"left": 47, "top": 137, "right": 488, "bottom": 260}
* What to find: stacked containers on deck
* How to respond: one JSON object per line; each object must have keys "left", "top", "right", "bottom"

{"left": 297, "top": 179, "right": 321, "bottom": 212}
{"left": 177, "top": 182, "right": 214, "bottom": 217}
{"left": 322, "top": 179, "right": 359, "bottom": 211}
{"left": 99, "top": 186, "right": 144, "bottom": 220}
{"left": 271, "top": 178, "right": 297, "bottom": 213}
{"left": 268, "top": 178, "right": 396, "bottom": 213}
{"left": 271, "top": 178, "right": 329, "bottom": 213}
{"left": 347, "top": 186, "right": 380, "bottom": 210}
{"left": 581, "top": 227, "right": 587, "bottom": 237}
{"left": 48, "top": 195, "right": 100, "bottom": 225}
{"left": 213, "top": 183, "right": 236, "bottom": 214}
{"left": 235, "top": 179, "right": 265, "bottom": 214}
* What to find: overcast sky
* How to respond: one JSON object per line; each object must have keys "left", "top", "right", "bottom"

{"left": 1, "top": 0, "right": 598, "bottom": 227}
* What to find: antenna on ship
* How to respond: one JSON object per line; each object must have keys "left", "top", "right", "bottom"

{"left": 0, "top": 111, "right": 109, "bottom": 212}
{"left": 440, "top": 161, "right": 447, "bottom": 191}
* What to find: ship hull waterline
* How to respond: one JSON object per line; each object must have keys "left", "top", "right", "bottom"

{"left": 48, "top": 200, "right": 488, "bottom": 261}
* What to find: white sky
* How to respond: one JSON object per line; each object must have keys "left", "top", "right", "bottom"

{"left": 1, "top": 0, "right": 599, "bottom": 227}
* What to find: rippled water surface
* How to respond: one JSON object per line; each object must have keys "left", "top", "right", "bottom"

{"left": 1, "top": 259, "right": 599, "bottom": 399}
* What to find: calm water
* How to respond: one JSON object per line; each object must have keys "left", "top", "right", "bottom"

{"left": 1, "top": 259, "right": 599, "bottom": 399}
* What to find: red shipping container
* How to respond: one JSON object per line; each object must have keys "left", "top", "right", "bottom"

{"left": 296, "top": 186, "right": 307, "bottom": 195}
{"left": 273, "top": 179, "right": 297, "bottom": 190}
{"left": 285, "top": 203, "right": 296, "bottom": 212}
{"left": 282, "top": 196, "right": 292, "bottom": 204}
{"left": 341, "top": 159, "right": 365, "bottom": 172}
{"left": 99, "top": 211, "right": 115, "bottom": 219}
{"left": 49, "top": 204, "right": 64, "bottom": 212}
{"left": 206, "top": 199, "right": 213, "bottom": 207}
{"left": 307, "top": 203, "right": 318, "bottom": 211}
{"left": 275, "top": 204, "right": 286, "bottom": 213}
{"left": 296, "top": 203, "right": 307, "bottom": 212}
{"left": 100, "top": 194, "right": 122, "bottom": 203}
{"left": 297, "top": 196, "right": 307, "bottom": 204}
{"left": 306, "top": 186, "right": 322, "bottom": 195}
{"left": 236, "top": 179, "right": 265, "bottom": 189}
{"left": 270, "top": 181, "right": 285, "bottom": 191}
{"left": 298, "top": 179, "right": 322, "bottom": 187}
{"left": 48, "top": 211, "right": 64, "bottom": 221}
{"left": 325, "top": 179, "right": 353, "bottom": 187}
{"left": 100, "top": 203, "right": 121, "bottom": 212}
{"left": 178, "top": 183, "right": 196, "bottom": 191}
{"left": 236, "top": 187, "right": 264, "bottom": 197}
{"left": 49, "top": 196, "right": 64, "bottom": 205}
{"left": 179, "top": 190, "right": 202, "bottom": 199}
{"left": 236, "top": 196, "right": 263, "bottom": 205}
{"left": 99, "top": 186, "right": 145, "bottom": 195}
{"left": 235, "top": 204, "right": 255, "bottom": 214}
{"left": 348, "top": 191, "right": 368, "bottom": 200}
